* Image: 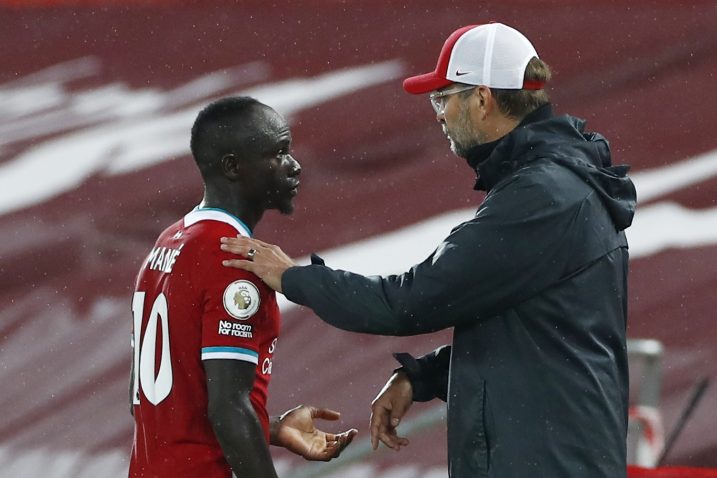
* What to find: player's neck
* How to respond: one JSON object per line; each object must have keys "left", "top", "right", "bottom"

{"left": 200, "top": 191, "right": 263, "bottom": 232}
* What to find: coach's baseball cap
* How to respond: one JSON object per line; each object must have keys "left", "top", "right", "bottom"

{"left": 403, "top": 23, "right": 543, "bottom": 94}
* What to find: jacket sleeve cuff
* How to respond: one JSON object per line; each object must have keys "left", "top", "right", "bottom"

{"left": 393, "top": 346, "right": 451, "bottom": 402}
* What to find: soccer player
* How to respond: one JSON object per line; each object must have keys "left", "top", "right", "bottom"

{"left": 129, "top": 97, "right": 356, "bottom": 477}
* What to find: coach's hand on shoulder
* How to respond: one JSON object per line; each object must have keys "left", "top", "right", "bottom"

{"left": 270, "top": 405, "right": 358, "bottom": 461}
{"left": 220, "top": 236, "right": 296, "bottom": 292}
{"left": 370, "top": 371, "right": 413, "bottom": 451}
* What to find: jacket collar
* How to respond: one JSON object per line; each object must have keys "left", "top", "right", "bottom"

{"left": 465, "top": 103, "right": 553, "bottom": 191}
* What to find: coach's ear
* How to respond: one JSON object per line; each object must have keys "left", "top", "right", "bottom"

{"left": 220, "top": 153, "right": 242, "bottom": 180}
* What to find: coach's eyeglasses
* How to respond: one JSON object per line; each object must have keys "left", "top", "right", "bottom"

{"left": 429, "top": 84, "right": 476, "bottom": 115}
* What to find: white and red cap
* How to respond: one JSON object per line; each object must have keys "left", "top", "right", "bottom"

{"left": 403, "top": 23, "right": 544, "bottom": 94}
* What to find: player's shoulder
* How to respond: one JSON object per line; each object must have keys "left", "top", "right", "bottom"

{"left": 154, "top": 217, "right": 185, "bottom": 243}
{"left": 185, "top": 208, "right": 250, "bottom": 236}
{"left": 185, "top": 220, "right": 239, "bottom": 245}
{"left": 176, "top": 208, "right": 268, "bottom": 284}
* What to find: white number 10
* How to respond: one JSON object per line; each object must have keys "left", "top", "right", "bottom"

{"left": 132, "top": 291, "right": 173, "bottom": 406}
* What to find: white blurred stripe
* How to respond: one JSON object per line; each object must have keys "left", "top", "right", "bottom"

{"left": 0, "top": 447, "right": 127, "bottom": 478}
{"left": 631, "top": 148, "right": 717, "bottom": 202}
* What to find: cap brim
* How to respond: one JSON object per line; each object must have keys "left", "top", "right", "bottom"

{"left": 403, "top": 71, "right": 453, "bottom": 95}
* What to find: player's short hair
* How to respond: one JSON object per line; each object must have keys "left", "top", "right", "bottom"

{"left": 488, "top": 57, "right": 552, "bottom": 119}
{"left": 190, "top": 96, "right": 264, "bottom": 176}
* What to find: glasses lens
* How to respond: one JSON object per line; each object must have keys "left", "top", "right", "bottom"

{"left": 430, "top": 84, "right": 475, "bottom": 114}
{"left": 430, "top": 94, "right": 443, "bottom": 114}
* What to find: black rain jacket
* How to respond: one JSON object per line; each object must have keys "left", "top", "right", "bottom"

{"left": 282, "top": 104, "right": 636, "bottom": 477}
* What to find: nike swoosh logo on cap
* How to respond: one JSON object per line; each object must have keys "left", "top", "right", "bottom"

{"left": 455, "top": 70, "right": 471, "bottom": 76}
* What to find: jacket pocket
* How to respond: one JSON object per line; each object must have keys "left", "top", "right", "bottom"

{"left": 448, "top": 378, "right": 490, "bottom": 477}
{"left": 474, "top": 379, "right": 490, "bottom": 476}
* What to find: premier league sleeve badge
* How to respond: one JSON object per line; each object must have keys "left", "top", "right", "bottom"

{"left": 222, "top": 280, "right": 261, "bottom": 320}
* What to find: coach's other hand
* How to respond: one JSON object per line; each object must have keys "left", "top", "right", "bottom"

{"left": 220, "top": 236, "right": 296, "bottom": 292}
{"left": 370, "top": 370, "right": 413, "bottom": 451}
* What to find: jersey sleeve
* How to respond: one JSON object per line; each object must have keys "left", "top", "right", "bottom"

{"left": 195, "top": 235, "right": 270, "bottom": 365}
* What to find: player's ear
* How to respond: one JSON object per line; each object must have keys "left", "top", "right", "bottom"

{"left": 220, "top": 153, "right": 241, "bottom": 180}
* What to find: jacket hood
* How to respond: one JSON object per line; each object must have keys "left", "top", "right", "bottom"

{"left": 469, "top": 105, "right": 636, "bottom": 231}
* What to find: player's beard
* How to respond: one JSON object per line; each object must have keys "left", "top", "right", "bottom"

{"left": 278, "top": 200, "right": 294, "bottom": 215}
{"left": 264, "top": 185, "right": 296, "bottom": 215}
{"left": 275, "top": 190, "right": 296, "bottom": 215}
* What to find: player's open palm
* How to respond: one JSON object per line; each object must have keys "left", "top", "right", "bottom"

{"left": 274, "top": 405, "right": 358, "bottom": 461}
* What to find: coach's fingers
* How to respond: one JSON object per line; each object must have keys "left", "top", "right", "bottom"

{"left": 246, "top": 237, "right": 276, "bottom": 249}
{"left": 370, "top": 404, "right": 404, "bottom": 450}
{"left": 219, "top": 236, "right": 255, "bottom": 255}
{"left": 220, "top": 235, "right": 252, "bottom": 245}
{"left": 221, "top": 235, "right": 276, "bottom": 253}
{"left": 369, "top": 406, "right": 387, "bottom": 450}
{"left": 221, "top": 258, "right": 256, "bottom": 272}
{"left": 374, "top": 424, "right": 409, "bottom": 451}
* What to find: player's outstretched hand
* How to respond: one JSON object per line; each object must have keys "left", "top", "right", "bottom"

{"left": 271, "top": 405, "right": 358, "bottom": 461}
{"left": 370, "top": 371, "right": 413, "bottom": 451}
{"left": 220, "top": 236, "right": 295, "bottom": 292}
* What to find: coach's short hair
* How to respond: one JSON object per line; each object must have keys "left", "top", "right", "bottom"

{"left": 190, "top": 96, "right": 263, "bottom": 176}
{"left": 488, "top": 57, "right": 552, "bottom": 119}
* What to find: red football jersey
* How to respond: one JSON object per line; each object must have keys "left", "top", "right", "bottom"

{"left": 129, "top": 207, "right": 280, "bottom": 478}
